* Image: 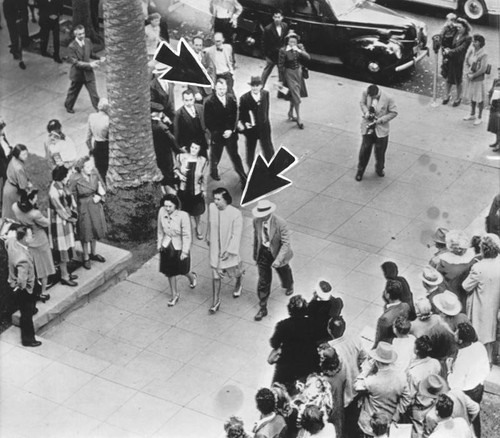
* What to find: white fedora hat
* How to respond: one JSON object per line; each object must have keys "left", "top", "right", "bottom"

{"left": 252, "top": 200, "right": 276, "bottom": 218}
{"left": 433, "top": 290, "right": 461, "bottom": 316}
{"left": 420, "top": 266, "right": 444, "bottom": 286}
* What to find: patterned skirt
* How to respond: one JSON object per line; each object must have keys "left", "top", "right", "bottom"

{"left": 48, "top": 208, "right": 75, "bottom": 263}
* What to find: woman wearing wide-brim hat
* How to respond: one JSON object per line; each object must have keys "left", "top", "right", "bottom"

{"left": 277, "top": 31, "right": 310, "bottom": 130}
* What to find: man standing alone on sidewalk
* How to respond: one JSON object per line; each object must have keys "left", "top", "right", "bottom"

{"left": 64, "top": 25, "right": 105, "bottom": 113}
{"left": 38, "top": 0, "right": 64, "bottom": 63}
{"left": 252, "top": 200, "right": 294, "bottom": 321}
{"left": 356, "top": 84, "right": 397, "bottom": 181}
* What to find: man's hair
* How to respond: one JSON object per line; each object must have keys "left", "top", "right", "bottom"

{"left": 457, "top": 322, "right": 478, "bottom": 344}
{"left": 327, "top": 316, "right": 346, "bottom": 339}
{"left": 255, "top": 388, "right": 275, "bottom": 415}
{"left": 213, "top": 187, "right": 232, "bottom": 205}
{"left": 370, "top": 412, "right": 390, "bottom": 436}
{"left": 287, "top": 295, "right": 308, "bottom": 317}
{"left": 182, "top": 89, "right": 195, "bottom": 99}
{"left": 301, "top": 405, "right": 325, "bottom": 435}
{"left": 192, "top": 36, "right": 204, "bottom": 45}
{"left": 435, "top": 394, "right": 454, "bottom": 419}
{"left": 216, "top": 77, "right": 227, "bottom": 86}
{"left": 273, "top": 9, "right": 283, "bottom": 16}
{"left": 74, "top": 24, "right": 85, "bottom": 33}
{"left": 393, "top": 316, "right": 411, "bottom": 335}
{"left": 16, "top": 225, "right": 31, "bottom": 242}
{"left": 320, "top": 350, "right": 340, "bottom": 373}
{"left": 385, "top": 280, "right": 402, "bottom": 301}
{"left": 367, "top": 84, "right": 379, "bottom": 97}
{"left": 415, "top": 335, "right": 433, "bottom": 358}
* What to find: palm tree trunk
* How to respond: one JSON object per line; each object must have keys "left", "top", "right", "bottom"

{"left": 103, "top": 0, "right": 161, "bottom": 242}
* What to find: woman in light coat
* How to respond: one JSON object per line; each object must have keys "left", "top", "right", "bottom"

{"left": 462, "top": 234, "right": 500, "bottom": 362}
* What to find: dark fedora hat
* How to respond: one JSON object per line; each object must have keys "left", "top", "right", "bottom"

{"left": 248, "top": 76, "right": 263, "bottom": 86}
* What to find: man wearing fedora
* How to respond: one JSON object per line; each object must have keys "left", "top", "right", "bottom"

{"left": 354, "top": 341, "right": 411, "bottom": 437}
{"left": 238, "top": 76, "right": 275, "bottom": 169}
{"left": 374, "top": 280, "right": 410, "bottom": 348}
{"left": 252, "top": 200, "right": 293, "bottom": 321}
{"left": 356, "top": 84, "right": 398, "bottom": 181}
{"left": 421, "top": 265, "right": 446, "bottom": 312}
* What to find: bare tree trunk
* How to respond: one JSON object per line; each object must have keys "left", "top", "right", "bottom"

{"left": 103, "top": 0, "right": 161, "bottom": 242}
{"left": 72, "top": 0, "right": 101, "bottom": 44}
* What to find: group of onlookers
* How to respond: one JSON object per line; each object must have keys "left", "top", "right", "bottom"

{"left": 438, "top": 13, "right": 499, "bottom": 151}
{"left": 219, "top": 223, "right": 500, "bottom": 438}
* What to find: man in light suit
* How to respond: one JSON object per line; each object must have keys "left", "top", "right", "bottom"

{"left": 261, "top": 10, "right": 288, "bottom": 87}
{"left": 356, "top": 84, "right": 398, "bottom": 181}
{"left": 374, "top": 280, "right": 410, "bottom": 348}
{"left": 252, "top": 200, "right": 294, "bottom": 321}
{"left": 64, "top": 25, "right": 104, "bottom": 113}
{"left": 238, "top": 76, "right": 275, "bottom": 168}
{"left": 174, "top": 89, "right": 208, "bottom": 158}
{"left": 204, "top": 32, "right": 236, "bottom": 95}
{"left": 6, "top": 226, "right": 41, "bottom": 347}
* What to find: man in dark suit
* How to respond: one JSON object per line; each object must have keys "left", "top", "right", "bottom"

{"left": 238, "top": 76, "right": 275, "bottom": 169}
{"left": 64, "top": 25, "right": 104, "bottom": 113}
{"left": 261, "top": 10, "right": 288, "bottom": 87}
{"left": 151, "top": 103, "right": 182, "bottom": 194}
{"left": 204, "top": 77, "right": 247, "bottom": 186}
{"left": 38, "top": 0, "right": 64, "bottom": 63}
{"left": 6, "top": 226, "right": 42, "bottom": 347}
{"left": 150, "top": 73, "right": 175, "bottom": 124}
{"left": 356, "top": 84, "right": 398, "bottom": 181}
{"left": 174, "top": 89, "right": 208, "bottom": 158}
{"left": 374, "top": 280, "right": 410, "bottom": 347}
{"left": 3, "top": 0, "right": 29, "bottom": 69}
{"left": 252, "top": 200, "right": 294, "bottom": 321}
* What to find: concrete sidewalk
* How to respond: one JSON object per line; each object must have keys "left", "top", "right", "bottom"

{"left": 1, "top": 19, "right": 499, "bottom": 438}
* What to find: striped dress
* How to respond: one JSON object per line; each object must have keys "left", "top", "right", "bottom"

{"left": 48, "top": 181, "right": 77, "bottom": 263}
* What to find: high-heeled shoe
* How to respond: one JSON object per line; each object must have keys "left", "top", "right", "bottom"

{"left": 209, "top": 301, "right": 221, "bottom": 314}
{"left": 189, "top": 272, "right": 197, "bottom": 289}
{"left": 168, "top": 295, "right": 180, "bottom": 307}
{"left": 297, "top": 121, "right": 304, "bottom": 129}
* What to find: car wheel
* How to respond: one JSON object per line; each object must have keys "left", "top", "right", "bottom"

{"left": 461, "top": 0, "right": 487, "bottom": 23}
{"left": 348, "top": 51, "right": 387, "bottom": 83}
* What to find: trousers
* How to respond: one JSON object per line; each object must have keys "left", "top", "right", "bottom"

{"left": 213, "top": 17, "right": 234, "bottom": 45}
{"left": 65, "top": 79, "right": 100, "bottom": 111}
{"left": 210, "top": 132, "right": 246, "bottom": 182}
{"left": 92, "top": 140, "right": 109, "bottom": 181}
{"left": 15, "top": 288, "right": 36, "bottom": 344}
{"left": 464, "top": 384, "right": 483, "bottom": 437}
{"left": 39, "top": 17, "right": 60, "bottom": 58}
{"left": 261, "top": 57, "right": 277, "bottom": 87}
{"left": 357, "top": 132, "right": 389, "bottom": 174}
{"left": 257, "top": 246, "right": 293, "bottom": 308}
{"left": 243, "top": 127, "right": 275, "bottom": 169}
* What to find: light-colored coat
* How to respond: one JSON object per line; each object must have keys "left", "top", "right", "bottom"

{"left": 360, "top": 90, "right": 398, "bottom": 138}
{"left": 207, "top": 203, "right": 242, "bottom": 270}
{"left": 157, "top": 208, "right": 191, "bottom": 253}
{"left": 204, "top": 43, "right": 234, "bottom": 78}
{"left": 462, "top": 256, "right": 500, "bottom": 344}
{"left": 253, "top": 214, "right": 293, "bottom": 268}
{"left": 6, "top": 237, "right": 35, "bottom": 294}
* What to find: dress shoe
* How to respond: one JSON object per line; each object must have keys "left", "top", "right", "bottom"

{"left": 452, "top": 99, "right": 461, "bottom": 107}
{"left": 441, "top": 97, "right": 450, "bottom": 105}
{"left": 254, "top": 307, "right": 268, "bottom": 321}
{"left": 90, "top": 253, "right": 105, "bottom": 263}
{"left": 355, "top": 172, "right": 363, "bottom": 182}
{"left": 83, "top": 259, "right": 91, "bottom": 270}
{"left": 19, "top": 61, "right": 26, "bottom": 70}
{"left": 13, "top": 53, "right": 20, "bottom": 60}
{"left": 22, "top": 340, "right": 42, "bottom": 347}
{"left": 210, "top": 172, "right": 221, "bottom": 181}
{"left": 209, "top": 300, "right": 221, "bottom": 314}
{"left": 66, "top": 107, "right": 75, "bottom": 114}
{"left": 463, "top": 114, "right": 475, "bottom": 121}
{"left": 285, "top": 287, "right": 294, "bottom": 296}
{"left": 37, "top": 293, "right": 50, "bottom": 302}
{"left": 376, "top": 170, "right": 385, "bottom": 177}
{"left": 54, "top": 56, "right": 62, "bottom": 64}
{"left": 60, "top": 277, "right": 78, "bottom": 287}
{"left": 70, "top": 273, "right": 79, "bottom": 280}
{"left": 189, "top": 272, "right": 197, "bottom": 289}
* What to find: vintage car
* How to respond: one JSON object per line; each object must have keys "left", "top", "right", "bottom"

{"left": 235, "top": 0, "right": 428, "bottom": 80}
{"left": 377, "top": 0, "right": 500, "bottom": 23}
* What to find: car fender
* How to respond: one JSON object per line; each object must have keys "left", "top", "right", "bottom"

{"left": 349, "top": 36, "right": 403, "bottom": 61}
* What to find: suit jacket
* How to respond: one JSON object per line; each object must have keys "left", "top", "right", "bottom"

{"left": 150, "top": 78, "right": 175, "bottom": 122}
{"left": 68, "top": 38, "right": 98, "bottom": 82}
{"left": 253, "top": 214, "right": 293, "bottom": 267}
{"left": 6, "top": 237, "right": 35, "bottom": 294}
{"left": 239, "top": 90, "right": 272, "bottom": 142}
{"left": 253, "top": 413, "right": 287, "bottom": 438}
{"left": 157, "top": 208, "right": 191, "bottom": 252}
{"left": 174, "top": 104, "right": 208, "bottom": 151}
{"left": 204, "top": 93, "right": 238, "bottom": 134}
{"left": 374, "top": 302, "right": 410, "bottom": 347}
{"left": 262, "top": 22, "right": 288, "bottom": 62}
{"left": 152, "top": 118, "right": 181, "bottom": 183}
{"left": 0, "top": 133, "right": 11, "bottom": 179}
{"left": 360, "top": 91, "right": 398, "bottom": 138}
{"left": 204, "top": 44, "right": 235, "bottom": 76}
{"left": 37, "top": 0, "right": 64, "bottom": 22}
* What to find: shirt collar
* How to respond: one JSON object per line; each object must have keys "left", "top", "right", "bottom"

{"left": 76, "top": 38, "right": 85, "bottom": 47}
{"left": 386, "top": 301, "right": 402, "bottom": 309}
{"left": 253, "top": 413, "right": 276, "bottom": 432}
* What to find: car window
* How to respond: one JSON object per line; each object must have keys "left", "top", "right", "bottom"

{"left": 324, "top": 0, "right": 358, "bottom": 17}
{"left": 258, "top": 0, "right": 287, "bottom": 9}
{"left": 292, "top": 0, "right": 317, "bottom": 16}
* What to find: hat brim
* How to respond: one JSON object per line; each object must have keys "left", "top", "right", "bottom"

{"left": 368, "top": 348, "right": 398, "bottom": 364}
{"left": 433, "top": 295, "right": 461, "bottom": 316}
{"left": 316, "top": 290, "right": 331, "bottom": 301}
{"left": 252, "top": 204, "right": 276, "bottom": 218}
{"left": 420, "top": 272, "right": 443, "bottom": 286}
{"left": 418, "top": 377, "right": 448, "bottom": 398}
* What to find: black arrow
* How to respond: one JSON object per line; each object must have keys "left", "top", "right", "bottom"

{"left": 241, "top": 146, "right": 298, "bottom": 206}
{"left": 153, "top": 38, "right": 213, "bottom": 87}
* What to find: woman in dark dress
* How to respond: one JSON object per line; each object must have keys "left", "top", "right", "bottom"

{"left": 270, "top": 295, "right": 320, "bottom": 394}
{"left": 441, "top": 18, "right": 472, "bottom": 107}
{"left": 487, "top": 69, "right": 500, "bottom": 151}
{"left": 69, "top": 156, "right": 107, "bottom": 270}
{"left": 157, "top": 194, "right": 197, "bottom": 307}
{"left": 278, "top": 32, "right": 310, "bottom": 129}
{"left": 2, "top": 144, "right": 31, "bottom": 219}
{"left": 174, "top": 142, "right": 208, "bottom": 240}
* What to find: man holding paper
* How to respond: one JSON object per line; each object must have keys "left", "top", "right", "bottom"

{"left": 238, "top": 76, "right": 275, "bottom": 169}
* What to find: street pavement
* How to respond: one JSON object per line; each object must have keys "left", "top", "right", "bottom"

{"left": 1, "top": 12, "right": 500, "bottom": 438}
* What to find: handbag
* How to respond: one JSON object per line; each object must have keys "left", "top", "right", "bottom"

{"left": 267, "top": 347, "right": 282, "bottom": 365}
{"left": 302, "top": 66, "right": 309, "bottom": 79}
